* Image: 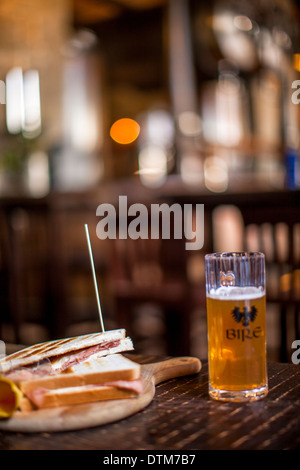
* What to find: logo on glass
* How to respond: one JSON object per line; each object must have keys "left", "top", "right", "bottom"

{"left": 226, "top": 304, "right": 262, "bottom": 341}
{"left": 231, "top": 306, "right": 257, "bottom": 327}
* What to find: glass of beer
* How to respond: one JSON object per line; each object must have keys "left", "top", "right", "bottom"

{"left": 205, "top": 252, "right": 268, "bottom": 401}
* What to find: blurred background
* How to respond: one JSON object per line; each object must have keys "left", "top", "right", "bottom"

{"left": 0, "top": 0, "right": 299, "bottom": 362}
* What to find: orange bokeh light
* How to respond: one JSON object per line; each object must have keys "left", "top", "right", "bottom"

{"left": 110, "top": 118, "right": 140, "bottom": 144}
{"left": 294, "top": 53, "right": 300, "bottom": 72}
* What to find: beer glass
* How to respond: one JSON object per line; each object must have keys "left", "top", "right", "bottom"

{"left": 205, "top": 252, "right": 268, "bottom": 401}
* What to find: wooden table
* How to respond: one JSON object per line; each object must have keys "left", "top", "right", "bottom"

{"left": 0, "top": 357, "right": 299, "bottom": 451}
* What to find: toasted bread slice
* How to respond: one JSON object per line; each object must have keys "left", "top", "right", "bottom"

{"left": 18, "top": 354, "right": 141, "bottom": 394}
{"left": 27, "top": 380, "right": 143, "bottom": 409}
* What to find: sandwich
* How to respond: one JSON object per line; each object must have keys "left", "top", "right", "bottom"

{"left": 0, "top": 329, "right": 143, "bottom": 417}
{"left": 0, "top": 329, "right": 133, "bottom": 374}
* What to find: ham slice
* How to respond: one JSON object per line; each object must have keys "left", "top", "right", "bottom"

{"left": 5, "top": 360, "right": 52, "bottom": 382}
{"left": 50, "top": 340, "right": 121, "bottom": 372}
{"left": 5, "top": 340, "right": 122, "bottom": 382}
{"left": 104, "top": 379, "right": 144, "bottom": 394}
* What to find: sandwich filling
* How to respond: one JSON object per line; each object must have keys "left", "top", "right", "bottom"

{"left": 5, "top": 339, "right": 121, "bottom": 383}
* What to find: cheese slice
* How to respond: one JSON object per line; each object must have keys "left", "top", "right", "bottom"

{"left": 0, "top": 376, "right": 23, "bottom": 417}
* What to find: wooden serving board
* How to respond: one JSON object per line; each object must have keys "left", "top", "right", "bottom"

{"left": 0, "top": 356, "right": 201, "bottom": 433}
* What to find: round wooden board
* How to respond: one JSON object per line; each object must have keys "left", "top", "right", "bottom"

{"left": 0, "top": 357, "right": 201, "bottom": 433}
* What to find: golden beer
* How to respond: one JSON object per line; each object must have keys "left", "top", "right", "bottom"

{"left": 206, "top": 286, "right": 268, "bottom": 400}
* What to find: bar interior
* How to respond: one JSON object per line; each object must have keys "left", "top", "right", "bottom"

{"left": 0, "top": 0, "right": 299, "bottom": 364}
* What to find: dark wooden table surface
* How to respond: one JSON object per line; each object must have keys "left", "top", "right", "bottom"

{"left": 0, "top": 356, "right": 299, "bottom": 451}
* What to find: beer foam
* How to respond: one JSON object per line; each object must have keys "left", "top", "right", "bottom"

{"left": 207, "top": 286, "right": 265, "bottom": 300}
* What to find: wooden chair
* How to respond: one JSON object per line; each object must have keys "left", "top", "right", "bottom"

{"left": 46, "top": 194, "right": 110, "bottom": 339}
{"left": 0, "top": 209, "right": 13, "bottom": 340}
{"left": 107, "top": 212, "right": 192, "bottom": 356}
{"left": 0, "top": 202, "right": 51, "bottom": 344}
{"left": 240, "top": 202, "right": 300, "bottom": 361}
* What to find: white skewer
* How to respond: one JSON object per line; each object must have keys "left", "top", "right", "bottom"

{"left": 84, "top": 224, "right": 105, "bottom": 332}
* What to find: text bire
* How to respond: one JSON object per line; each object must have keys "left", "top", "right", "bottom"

{"left": 226, "top": 326, "right": 262, "bottom": 341}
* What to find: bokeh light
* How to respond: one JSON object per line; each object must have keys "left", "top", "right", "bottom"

{"left": 110, "top": 118, "right": 140, "bottom": 144}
